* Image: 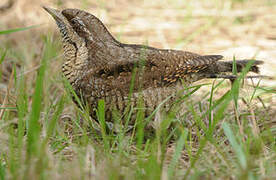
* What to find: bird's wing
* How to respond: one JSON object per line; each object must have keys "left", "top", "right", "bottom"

{"left": 147, "top": 49, "right": 223, "bottom": 84}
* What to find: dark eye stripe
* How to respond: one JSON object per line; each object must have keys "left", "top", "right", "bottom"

{"left": 71, "top": 17, "right": 85, "bottom": 27}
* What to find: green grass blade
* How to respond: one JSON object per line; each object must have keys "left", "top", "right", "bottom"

{"left": 232, "top": 56, "right": 239, "bottom": 109}
{"left": 222, "top": 122, "right": 247, "bottom": 169}
{"left": 232, "top": 56, "right": 238, "bottom": 75}
{"left": 207, "top": 60, "right": 256, "bottom": 138}
{"left": 0, "top": 25, "right": 40, "bottom": 35}
{"left": 249, "top": 79, "right": 262, "bottom": 104}
{"left": 135, "top": 96, "right": 145, "bottom": 149}
{"left": 62, "top": 77, "right": 85, "bottom": 111}
{"left": 184, "top": 137, "right": 208, "bottom": 179}
{"left": 0, "top": 49, "right": 7, "bottom": 80}
{"left": 96, "top": 99, "right": 109, "bottom": 150}
{"left": 208, "top": 80, "right": 215, "bottom": 127}
{"left": 0, "top": 50, "right": 6, "bottom": 65}
{"left": 43, "top": 95, "right": 65, "bottom": 144}
{"left": 167, "top": 129, "right": 188, "bottom": 178}
{"left": 26, "top": 36, "right": 49, "bottom": 157}
{"left": 0, "top": 160, "right": 5, "bottom": 180}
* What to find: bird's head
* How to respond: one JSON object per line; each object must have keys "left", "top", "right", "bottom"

{"left": 43, "top": 7, "right": 118, "bottom": 46}
{"left": 44, "top": 7, "right": 79, "bottom": 44}
{"left": 43, "top": 7, "right": 98, "bottom": 85}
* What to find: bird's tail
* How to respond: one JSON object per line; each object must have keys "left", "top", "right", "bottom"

{"left": 205, "top": 60, "right": 266, "bottom": 80}
{"left": 216, "top": 60, "right": 263, "bottom": 73}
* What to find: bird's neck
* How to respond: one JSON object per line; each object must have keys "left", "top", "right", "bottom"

{"left": 61, "top": 38, "right": 89, "bottom": 86}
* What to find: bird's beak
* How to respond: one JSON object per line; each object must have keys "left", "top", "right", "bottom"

{"left": 43, "top": 6, "right": 64, "bottom": 24}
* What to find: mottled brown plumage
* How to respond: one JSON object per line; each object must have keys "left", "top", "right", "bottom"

{"left": 44, "top": 7, "right": 263, "bottom": 124}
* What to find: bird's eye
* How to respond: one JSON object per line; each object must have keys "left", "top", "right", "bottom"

{"left": 70, "top": 17, "right": 90, "bottom": 36}
{"left": 71, "top": 18, "right": 78, "bottom": 26}
{"left": 71, "top": 17, "right": 85, "bottom": 27}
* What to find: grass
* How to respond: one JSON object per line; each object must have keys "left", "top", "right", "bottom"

{"left": 0, "top": 0, "right": 276, "bottom": 179}
{"left": 0, "top": 32, "right": 275, "bottom": 180}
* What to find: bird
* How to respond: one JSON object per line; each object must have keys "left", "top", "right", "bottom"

{"left": 43, "top": 7, "right": 263, "bottom": 127}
